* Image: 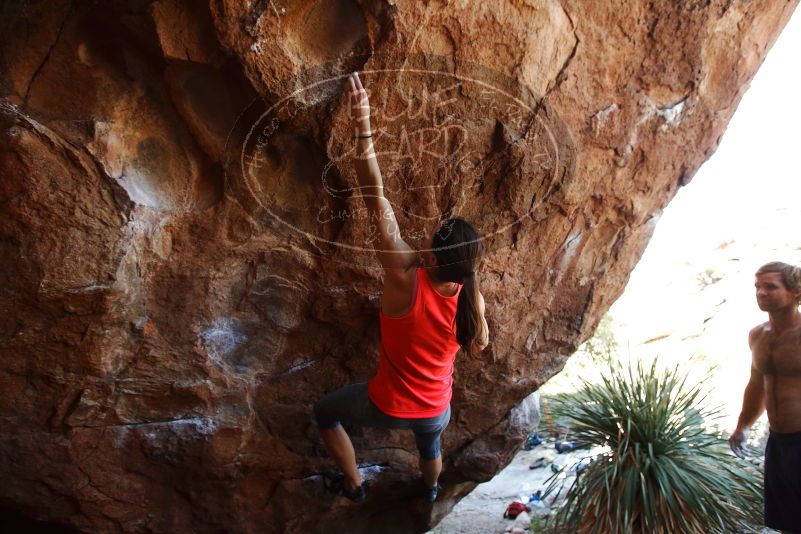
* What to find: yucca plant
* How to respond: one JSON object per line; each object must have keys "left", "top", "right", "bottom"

{"left": 544, "top": 360, "right": 763, "bottom": 534}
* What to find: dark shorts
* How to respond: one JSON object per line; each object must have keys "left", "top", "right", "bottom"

{"left": 313, "top": 382, "right": 451, "bottom": 460}
{"left": 765, "top": 429, "right": 801, "bottom": 532}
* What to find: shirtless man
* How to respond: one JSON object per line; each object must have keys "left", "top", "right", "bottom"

{"left": 730, "top": 261, "right": 801, "bottom": 533}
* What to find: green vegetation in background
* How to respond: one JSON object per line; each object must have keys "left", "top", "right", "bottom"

{"left": 542, "top": 360, "right": 763, "bottom": 534}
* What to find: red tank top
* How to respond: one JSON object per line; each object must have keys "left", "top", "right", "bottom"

{"left": 368, "top": 268, "right": 462, "bottom": 417}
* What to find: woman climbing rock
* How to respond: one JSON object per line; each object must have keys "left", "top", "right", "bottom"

{"left": 313, "top": 72, "right": 490, "bottom": 504}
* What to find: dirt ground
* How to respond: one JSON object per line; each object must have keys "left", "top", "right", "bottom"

{"left": 429, "top": 439, "right": 588, "bottom": 534}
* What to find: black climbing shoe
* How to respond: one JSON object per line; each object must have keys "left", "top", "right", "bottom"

{"left": 323, "top": 472, "right": 366, "bottom": 503}
{"left": 342, "top": 483, "right": 366, "bottom": 503}
{"left": 424, "top": 482, "right": 442, "bottom": 503}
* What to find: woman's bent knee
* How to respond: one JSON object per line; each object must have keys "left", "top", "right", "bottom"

{"left": 313, "top": 382, "right": 371, "bottom": 430}
{"left": 313, "top": 398, "right": 340, "bottom": 430}
{"left": 415, "top": 433, "right": 442, "bottom": 460}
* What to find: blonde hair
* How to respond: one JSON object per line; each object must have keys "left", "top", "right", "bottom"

{"left": 756, "top": 261, "right": 801, "bottom": 305}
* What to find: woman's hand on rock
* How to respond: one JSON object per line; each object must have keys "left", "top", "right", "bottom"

{"left": 347, "top": 72, "right": 371, "bottom": 136}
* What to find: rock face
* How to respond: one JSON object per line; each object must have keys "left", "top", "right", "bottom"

{"left": 0, "top": 0, "right": 796, "bottom": 532}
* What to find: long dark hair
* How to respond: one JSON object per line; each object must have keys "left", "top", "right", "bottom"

{"left": 431, "top": 218, "right": 484, "bottom": 350}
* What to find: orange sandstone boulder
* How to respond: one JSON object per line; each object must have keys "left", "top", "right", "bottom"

{"left": 0, "top": 0, "right": 796, "bottom": 531}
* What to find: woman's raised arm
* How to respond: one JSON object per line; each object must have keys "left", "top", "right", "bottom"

{"left": 347, "top": 72, "right": 418, "bottom": 271}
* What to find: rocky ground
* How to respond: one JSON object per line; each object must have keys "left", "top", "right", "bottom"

{"left": 430, "top": 436, "right": 595, "bottom": 534}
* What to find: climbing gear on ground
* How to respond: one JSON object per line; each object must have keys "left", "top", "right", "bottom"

{"left": 528, "top": 490, "right": 542, "bottom": 503}
{"left": 523, "top": 433, "right": 542, "bottom": 450}
{"left": 528, "top": 457, "right": 547, "bottom": 469}
{"left": 555, "top": 440, "right": 587, "bottom": 453}
{"left": 574, "top": 458, "right": 591, "bottom": 474}
{"left": 503, "top": 501, "right": 531, "bottom": 519}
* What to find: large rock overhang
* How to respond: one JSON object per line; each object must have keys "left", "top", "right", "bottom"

{"left": 0, "top": 0, "right": 797, "bottom": 531}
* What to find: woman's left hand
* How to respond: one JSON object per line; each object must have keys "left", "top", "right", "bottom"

{"left": 347, "top": 72, "right": 372, "bottom": 136}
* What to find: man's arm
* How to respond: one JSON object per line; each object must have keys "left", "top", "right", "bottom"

{"left": 470, "top": 291, "right": 489, "bottom": 352}
{"left": 729, "top": 328, "right": 766, "bottom": 456}
{"left": 735, "top": 364, "right": 767, "bottom": 430}
{"left": 348, "top": 73, "right": 418, "bottom": 271}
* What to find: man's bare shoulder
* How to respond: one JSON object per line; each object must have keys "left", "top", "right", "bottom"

{"left": 749, "top": 322, "right": 770, "bottom": 347}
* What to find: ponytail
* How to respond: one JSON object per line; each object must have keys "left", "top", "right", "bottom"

{"left": 455, "top": 273, "right": 484, "bottom": 351}
{"left": 431, "top": 218, "right": 484, "bottom": 351}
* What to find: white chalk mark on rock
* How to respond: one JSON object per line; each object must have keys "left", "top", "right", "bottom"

{"left": 358, "top": 464, "right": 387, "bottom": 482}
{"left": 113, "top": 416, "right": 218, "bottom": 448}
{"left": 510, "top": 391, "right": 541, "bottom": 429}
{"left": 201, "top": 317, "right": 247, "bottom": 369}
{"left": 63, "top": 283, "right": 112, "bottom": 293}
{"left": 250, "top": 39, "right": 265, "bottom": 54}
{"left": 617, "top": 95, "right": 689, "bottom": 166}
{"left": 655, "top": 98, "right": 687, "bottom": 131}
{"left": 591, "top": 103, "right": 618, "bottom": 135}
{"left": 280, "top": 359, "right": 315, "bottom": 376}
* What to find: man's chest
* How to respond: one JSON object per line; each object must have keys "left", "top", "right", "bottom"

{"left": 754, "top": 333, "right": 801, "bottom": 376}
